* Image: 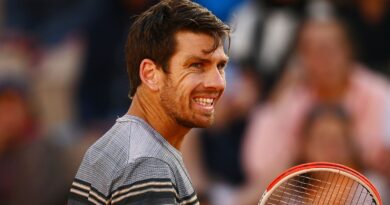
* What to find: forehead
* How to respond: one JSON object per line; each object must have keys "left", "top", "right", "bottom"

{"left": 311, "top": 113, "right": 347, "bottom": 128}
{"left": 173, "top": 31, "right": 227, "bottom": 59}
{"left": 300, "top": 21, "right": 346, "bottom": 45}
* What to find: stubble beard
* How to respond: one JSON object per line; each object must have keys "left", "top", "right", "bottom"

{"left": 160, "top": 81, "right": 214, "bottom": 129}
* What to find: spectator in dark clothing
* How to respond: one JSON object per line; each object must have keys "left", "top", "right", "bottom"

{"left": 341, "top": 0, "right": 390, "bottom": 76}
{"left": 4, "top": 0, "right": 101, "bottom": 45}
{"left": 0, "top": 78, "right": 71, "bottom": 205}
{"left": 77, "top": 0, "right": 159, "bottom": 127}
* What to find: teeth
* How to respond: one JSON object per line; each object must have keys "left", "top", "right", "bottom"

{"left": 194, "top": 98, "right": 214, "bottom": 106}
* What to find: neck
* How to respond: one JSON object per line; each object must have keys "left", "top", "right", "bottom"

{"left": 127, "top": 92, "right": 189, "bottom": 150}
{"left": 311, "top": 79, "right": 349, "bottom": 103}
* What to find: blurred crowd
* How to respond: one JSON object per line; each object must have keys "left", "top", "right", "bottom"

{"left": 0, "top": 0, "right": 389, "bottom": 205}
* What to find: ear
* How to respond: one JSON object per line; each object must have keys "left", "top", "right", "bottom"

{"left": 139, "top": 59, "right": 161, "bottom": 92}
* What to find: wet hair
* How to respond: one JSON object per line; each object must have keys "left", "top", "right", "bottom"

{"left": 125, "top": 0, "right": 230, "bottom": 97}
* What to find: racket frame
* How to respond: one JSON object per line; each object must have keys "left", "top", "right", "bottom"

{"left": 258, "top": 162, "right": 382, "bottom": 205}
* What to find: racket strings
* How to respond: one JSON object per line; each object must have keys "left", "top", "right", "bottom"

{"left": 266, "top": 171, "right": 376, "bottom": 205}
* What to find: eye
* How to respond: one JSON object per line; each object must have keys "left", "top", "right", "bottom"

{"left": 217, "top": 62, "right": 226, "bottom": 70}
{"left": 190, "top": 62, "right": 203, "bottom": 69}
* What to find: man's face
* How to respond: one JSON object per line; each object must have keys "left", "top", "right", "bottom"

{"left": 159, "top": 31, "right": 228, "bottom": 128}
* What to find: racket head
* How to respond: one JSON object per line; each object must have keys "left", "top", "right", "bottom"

{"left": 259, "top": 162, "right": 382, "bottom": 205}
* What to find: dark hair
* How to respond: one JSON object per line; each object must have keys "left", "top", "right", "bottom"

{"left": 302, "top": 104, "right": 350, "bottom": 133}
{"left": 299, "top": 104, "right": 364, "bottom": 171}
{"left": 125, "top": 0, "right": 230, "bottom": 98}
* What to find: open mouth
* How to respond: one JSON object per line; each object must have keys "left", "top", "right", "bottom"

{"left": 193, "top": 97, "right": 215, "bottom": 108}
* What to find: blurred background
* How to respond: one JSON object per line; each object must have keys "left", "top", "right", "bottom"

{"left": 0, "top": 0, "right": 389, "bottom": 204}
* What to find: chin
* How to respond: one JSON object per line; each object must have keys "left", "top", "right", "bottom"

{"left": 193, "top": 121, "right": 213, "bottom": 128}
{"left": 176, "top": 116, "right": 214, "bottom": 128}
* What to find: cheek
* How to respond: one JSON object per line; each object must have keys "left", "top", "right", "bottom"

{"left": 305, "top": 132, "right": 330, "bottom": 158}
{"left": 164, "top": 76, "right": 196, "bottom": 113}
{"left": 176, "top": 74, "right": 202, "bottom": 95}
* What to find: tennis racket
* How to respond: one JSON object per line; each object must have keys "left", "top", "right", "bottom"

{"left": 258, "top": 162, "right": 382, "bottom": 205}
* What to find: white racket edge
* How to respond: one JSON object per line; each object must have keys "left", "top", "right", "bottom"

{"left": 258, "top": 167, "right": 381, "bottom": 205}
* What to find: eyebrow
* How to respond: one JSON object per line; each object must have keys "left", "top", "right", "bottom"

{"left": 183, "top": 55, "right": 229, "bottom": 66}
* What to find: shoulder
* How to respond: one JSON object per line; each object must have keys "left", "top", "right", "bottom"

{"left": 352, "top": 65, "right": 390, "bottom": 93}
{"left": 349, "top": 65, "right": 390, "bottom": 104}
{"left": 73, "top": 117, "right": 164, "bottom": 190}
{"left": 68, "top": 157, "right": 176, "bottom": 205}
{"left": 68, "top": 118, "right": 199, "bottom": 204}
{"left": 79, "top": 115, "right": 165, "bottom": 171}
{"left": 69, "top": 157, "right": 199, "bottom": 205}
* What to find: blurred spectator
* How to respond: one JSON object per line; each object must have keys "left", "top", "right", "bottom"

{"left": 77, "top": 0, "right": 158, "bottom": 128}
{"left": 297, "top": 104, "right": 389, "bottom": 203}
{"left": 3, "top": 0, "right": 160, "bottom": 136}
{"left": 242, "top": 16, "right": 390, "bottom": 199}
{"left": 297, "top": 105, "right": 363, "bottom": 170}
{"left": 32, "top": 36, "right": 84, "bottom": 138}
{"left": 194, "top": 0, "right": 245, "bottom": 22}
{"left": 4, "top": 0, "right": 101, "bottom": 45}
{"left": 0, "top": 75, "right": 71, "bottom": 205}
{"left": 0, "top": 77, "right": 35, "bottom": 156}
{"left": 229, "top": 0, "right": 306, "bottom": 99}
{"left": 3, "top": 0, "right": 91, "bottom": 136}
{"left": 0, "top": 1, "right": 160, "bottom": 205}
{"left": 341, "top": 0, "right": 390, "bottom": 76}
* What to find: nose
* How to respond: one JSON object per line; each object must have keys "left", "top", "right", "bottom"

{"left": 203, "top": 67, "right": 225, "bottom": 91}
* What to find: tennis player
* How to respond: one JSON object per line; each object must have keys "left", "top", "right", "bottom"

{"left": 67, "top": 0, "right": 230, "bottom": 204}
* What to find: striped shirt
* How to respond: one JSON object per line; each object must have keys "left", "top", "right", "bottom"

{"left": 68, "top": 115, "right": 199, "bottom": 205}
